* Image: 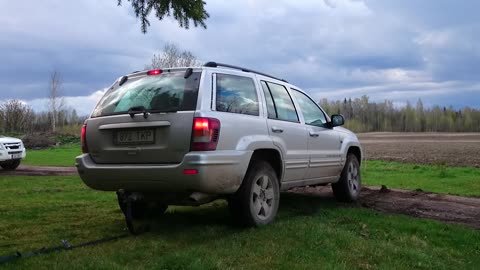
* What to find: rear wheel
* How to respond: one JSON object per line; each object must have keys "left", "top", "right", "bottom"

{"left": 229, "top": 160, "right": 280, "bottom": 226}
{"left": 332, "top": 153, "right": 361, "bottom": 202}
{"left": 0, "top": 159, "right": 21, "bottom": 170}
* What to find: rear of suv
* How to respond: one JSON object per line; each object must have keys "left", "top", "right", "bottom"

{"left": 76, "top": 62, "right": 362, "bottom": 226}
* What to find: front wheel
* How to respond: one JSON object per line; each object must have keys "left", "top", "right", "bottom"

{"left": 0, "top": 159, "right": 21, "bottom": 170}
{"left": 332, "top": 154, "right": 361, "bottom": 202}
{"left": 229, "top": 160, "right": 280, "bottom": 227}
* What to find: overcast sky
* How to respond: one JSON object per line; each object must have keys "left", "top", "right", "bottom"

{"left": 1, "top": 0, "right": 479, "bottom": 115}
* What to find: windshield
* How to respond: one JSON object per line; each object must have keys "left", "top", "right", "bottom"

{"left": 91, "top": 71, "right": 200, "bottom": 117}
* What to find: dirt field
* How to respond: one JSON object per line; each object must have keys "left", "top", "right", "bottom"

{"left": 0, "top": 165, "right": 77, "bottom": 176}
{"left": 358, "top": 132, "right": 480, "bottom": 167}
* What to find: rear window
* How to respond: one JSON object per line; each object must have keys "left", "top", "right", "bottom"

{"left": 91, "top": 71, "right": 200, "bottom": 117}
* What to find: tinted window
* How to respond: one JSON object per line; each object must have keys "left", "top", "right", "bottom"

{"left": 92, "top": 71, "right": 200, "bottom": 117}
{"left": 216, "top": 74, "right": 259, "bottom": 116}
{"left": 292, "top": 89, "right": 327, "bottom": 126}
{"left": 263, "top": 81, "right": 298, "bottom": 122}
{"left": 261, "top": 81, "right": 277, "bottom": 119}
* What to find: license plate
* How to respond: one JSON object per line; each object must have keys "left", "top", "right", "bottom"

{"left": 11, "top": 153, "right": 22, "bottom": 159}
{"left": 114, "top": 129, "right": 155, "bottom": 145}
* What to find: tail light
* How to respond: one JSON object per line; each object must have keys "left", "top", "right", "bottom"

{"left": 191, "top": 117, "right": 220, "bottom": 151}
{"left": 81, "top": 124, "right": 88, "bottom": 153}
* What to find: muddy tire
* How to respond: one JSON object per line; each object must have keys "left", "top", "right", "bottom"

{"left": 0, "top": 159, "right": 21, "bottom": 170}
{"left": 229, "top": 160, "right": 280, "bottom": 227}
{"left": 118, "top": 199, "right": 167, "bottom": 220}
{"left": 332, "top": 154, "right": 361, "bottom": 202}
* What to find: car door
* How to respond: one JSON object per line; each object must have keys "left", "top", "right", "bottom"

{"left": 260, "top": 80, "right": 309, "bottom": 182}
{"left": 291, "top": 89, "right": 343, "bottom": 180}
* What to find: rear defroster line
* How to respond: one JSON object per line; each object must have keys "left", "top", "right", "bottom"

{"left": 0, "top": 194, "right": 148, "bottom": 264}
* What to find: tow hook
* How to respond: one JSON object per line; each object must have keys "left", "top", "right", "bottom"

{"left": 116, "top": 190, "right": 149, "bottom": 235}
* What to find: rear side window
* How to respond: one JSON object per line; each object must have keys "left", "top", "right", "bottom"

{"left": 262, "top": 81, "right": 299, "bottom": 122}
{"left": 216, "top": 74, "right": 259, "bottom": 116}
{"left": 92, "top": 71, "right": 200, "bottom": 117}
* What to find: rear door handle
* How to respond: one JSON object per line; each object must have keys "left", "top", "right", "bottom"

{"left": 309, "top": 131, "right": 319, "bottom": 137}
{"left": 271, "top": 126, "right": 283, "bottom": 133}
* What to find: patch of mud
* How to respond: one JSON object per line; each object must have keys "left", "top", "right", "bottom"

{"left": 291, "top": 185, "right": 480, "bottom": 230}
{"left": 0, "top": 165, "right": 77, "bottom": 176}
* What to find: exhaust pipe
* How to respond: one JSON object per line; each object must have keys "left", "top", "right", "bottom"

{"left": 189, "top": 192, "right": 216, "bottom": 204}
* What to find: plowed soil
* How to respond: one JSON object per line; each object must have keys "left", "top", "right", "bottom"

{"left": 358, "top": 132, "right": 480, "bottom": 167}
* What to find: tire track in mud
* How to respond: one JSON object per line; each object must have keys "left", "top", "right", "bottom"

{"left": 291, "top": 185, "right": 480, "bottom": 230}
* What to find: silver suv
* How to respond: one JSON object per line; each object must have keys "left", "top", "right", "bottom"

{"left": 76, "top": 62, "right": 362, "bottom": 226}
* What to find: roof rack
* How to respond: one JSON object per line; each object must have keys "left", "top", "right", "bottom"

{"left": 204, "top": 62, "right": 288, "bottom": 83}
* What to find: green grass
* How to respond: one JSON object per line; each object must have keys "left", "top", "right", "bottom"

{"left": 1, "top": 175, "right": 479, "bottom": 269}
{"left": 22, "top": 144, "right": 81, "bottom": 167}
{"left": 363, "top": 160, "right": 480, "bottom": 197}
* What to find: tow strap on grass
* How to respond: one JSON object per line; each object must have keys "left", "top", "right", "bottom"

{"left": 0, "top": 234, "right": 130, "bottom": 264}
{"left": 1, "top": 192, "right": 149, "bottom": 264}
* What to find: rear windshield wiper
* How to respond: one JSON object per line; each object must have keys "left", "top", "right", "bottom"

{"left": 127, "top": 106, "right": 149, "bottom": 119}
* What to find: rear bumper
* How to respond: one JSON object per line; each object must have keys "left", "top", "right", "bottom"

{"left": 75, "top": 150, "right": 253, "bottom": 194}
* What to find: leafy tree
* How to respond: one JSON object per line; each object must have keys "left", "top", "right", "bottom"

{"left": 117, "top": 0, "right": 209, "bottom": 33}
{"left": 320, "top": 96, "right": 480, "bottom": 133}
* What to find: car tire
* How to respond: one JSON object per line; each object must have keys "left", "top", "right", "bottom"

{"left": 118, "top": 199, "right": 168, "bottom": 220}
{"left": 332, "top": 153, "right": 361, "bottom": 202}
{"left": 0, "top": 159, "right": 21, "bottom": 170}
{"left": 229, "top": 160, "right": 280, "bottom": 227}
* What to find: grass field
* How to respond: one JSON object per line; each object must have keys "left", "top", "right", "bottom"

{"left": 22, "top": 144, "right": 81, "bottom": 167}
{"left": 1, "top": 175, "right": 479, "bottom": 269}
{"left": 363, "top": 161, "right": 480, "bottom": 197}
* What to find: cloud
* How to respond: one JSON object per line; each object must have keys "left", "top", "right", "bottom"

{"left": 23, "top": 89, "right": 106, "bottom": 116}
{"left": 1, "top": 0, "right": 479, "bottom": 110}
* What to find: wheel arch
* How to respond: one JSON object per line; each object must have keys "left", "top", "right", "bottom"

{"left": 247, "top": 148, "right": 284, "bottom": 186}
{"left": 347, "top": 146, "right": 362, "bottom": 165}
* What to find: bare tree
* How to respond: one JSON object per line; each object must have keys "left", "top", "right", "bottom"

{"left": 0, "top": 100, "right": 34, "bottom": 133}
{"left": 146, "top": 43, "right": 202, "bottom": 69}
{"left": 47, "top": 71, "right": 65, "bottom": 133}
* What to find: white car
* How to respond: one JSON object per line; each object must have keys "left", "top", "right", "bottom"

{"left": 0, "top": 136, "right": 26, "bottom": 170}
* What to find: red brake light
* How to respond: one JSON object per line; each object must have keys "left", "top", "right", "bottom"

{"left": 191, "top": 117, "right": 220, "bottom": 151}
{"left": 81, "top": 124, "right": 88, "bottom": 153}
{"left": 183, "top": 169, "right": 198, "bottom": 175}
{"left": 147, "top": 69, "right": 162, "bottom": 76}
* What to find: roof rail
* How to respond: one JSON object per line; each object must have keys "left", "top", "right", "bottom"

{"left": 204, "top": 62, "right": 288, "bottom": 83}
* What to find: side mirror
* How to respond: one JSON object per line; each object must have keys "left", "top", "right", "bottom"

{"left": 330, "top": 114, "right": 344, "bottom": 127}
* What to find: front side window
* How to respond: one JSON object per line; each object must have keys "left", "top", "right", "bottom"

{"left": 292, "top": 89, "right": 327, "bottom": 126}
{"left": 216, "top": 74, "right": 259, "bottom": 116}
{"left": 262, "top": 81, "right": 299, "bottom": 122}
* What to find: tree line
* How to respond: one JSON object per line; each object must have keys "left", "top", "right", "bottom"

{"left": 0, "top": 99, "right": 86, "bottom": 134}
{"left": 320, "top": 96, "right": 480, "bottom": 132}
